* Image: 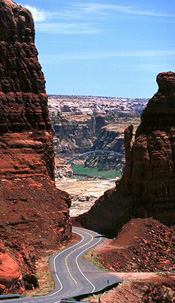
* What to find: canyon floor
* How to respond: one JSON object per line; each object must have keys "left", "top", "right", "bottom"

{"left": 55, "top": 171, "right": 175, "bottom": 302}
{"left": 56, "top": 177, "right": 118, "bottom": 217}
{"left": 51, "top": 93, "right": 175, "bottom": 302}
{"left": 56, "top": 174, "right": 175, "bottom": 303}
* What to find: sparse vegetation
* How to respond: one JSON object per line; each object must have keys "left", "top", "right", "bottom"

{"left": 82, "top": 292, "right": 104, "bottom": 302}
{"left": 23, "top": 252, "right": 55, "bottom": 297}
{"left": 24, "top": 234, "right": 81, "bottom": 298}
{"left": 84, "top": 248, "right": 108, "bottom": 272}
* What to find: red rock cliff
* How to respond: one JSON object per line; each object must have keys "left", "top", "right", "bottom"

{"left": 0, "top": 0, "right": 71, "bottom": 294}
{"left": 79, "top": 72, "right": 175, "bottom": 234}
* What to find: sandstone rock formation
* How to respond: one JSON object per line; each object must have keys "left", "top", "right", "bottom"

{"left": 53, "top": 113, "right": 96, "bottom": 155}
{"left": 49, "top": 94, "right": 143, "bottom": 176}
{"left": 79, "top": 72, "right": 175, "bottom": 234}
{"left": 52, "top": 112, "right": 116, "bottom": 157}
{"left": 84, "top": 124, "right": 125, "bottom": 171}
{"left": 0, "top": 0, "right": 71, "bottom": 293}
{"left": 0, "top": 240, "right": 24, "bottom": 294}
{"left": 89, "top": 217, "right": 175, "bottom": 303}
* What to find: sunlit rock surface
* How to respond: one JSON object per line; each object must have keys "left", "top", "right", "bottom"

{"left": 79, "top": 72, "right": 175, "bottom": 234}
{"left": 0, "top": 0, "right": 71, "bottom": 293}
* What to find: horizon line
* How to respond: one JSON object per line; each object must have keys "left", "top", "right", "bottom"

{"left": 48, "top": 93, "right": 149, "bottom": 100}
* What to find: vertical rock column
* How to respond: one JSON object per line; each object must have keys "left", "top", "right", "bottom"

{"left": 79, "top": 72, "right": 175, "bottom": 234}
{"left": 0, "top": 0, "right": 71, "bottom": 293}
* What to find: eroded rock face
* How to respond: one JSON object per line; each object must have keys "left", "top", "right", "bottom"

{"left": 79, "top": 72, "right": 175, "bottom": 234}
{"left": 0, "top": 240, "right": 24, "bottom": 295}
{"left": 84, "top": 124, "right": 125, "bottom": 170}
{"left": 0, "top": 0, "right": 71, "bottom": 293}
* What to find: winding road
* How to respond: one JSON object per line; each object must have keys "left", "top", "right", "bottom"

{"left": 2, "top": 227, "right": 122, "bottom": 303}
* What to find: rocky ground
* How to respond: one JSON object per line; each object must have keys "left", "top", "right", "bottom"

{"left": 1, "top": 1, "right": 174, "bottom": 301}
{"left": 97, "top": 218, "right": 175, "bottom": 272}
{"left": 56, "top": 177, "right": 117, "bottom": 217}
{"left": 84, "top": 275, "right": 175, "bottom": 303}
{"left": 78, "top": 72, "right": 175, "bottom": 236}
{"left": 82, "top": 218, "right": 175, "bottom": 303}
{"left": 0, "top": 0, "right": 71, "bottom": 294}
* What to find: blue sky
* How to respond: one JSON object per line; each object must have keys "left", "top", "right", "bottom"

{"left": 17, "top": 0, "right": 175, "bottom": 98}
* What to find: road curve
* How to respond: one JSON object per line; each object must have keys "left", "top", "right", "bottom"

{"left": 2, "top": 227, "right": 122, "bottom": 303}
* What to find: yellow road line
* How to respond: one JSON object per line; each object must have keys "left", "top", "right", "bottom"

{"left": 64, "top": 230, "right": 94, "bottom": 285}
{"left": 65, "top": 256, "right": 78, "bottom": 285}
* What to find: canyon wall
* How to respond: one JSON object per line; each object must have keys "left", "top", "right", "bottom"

{"left": 53, "top": 113, "right": 96, "bottom": 155}
{"left": 79, "top": 72, "right": 175, "bottom": 234}
{"left": 53, "top": 113, "right": 115, "bottom": 156}
{"left": 85, "top": 124, "right": 125, "bottom": 170}
{"left": 0, "top": 0, "right": 71, "bottom": 294}
{"left": 49, "top": 96, "right": 144, "bottom": 175}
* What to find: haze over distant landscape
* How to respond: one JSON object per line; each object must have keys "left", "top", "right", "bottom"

{"left": 1, "top": 0, "right": 175, "bottom": 301}
{"left": 17, "top": 0, "right": 174, "bottom": 98}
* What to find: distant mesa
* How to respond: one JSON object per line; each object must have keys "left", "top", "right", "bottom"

{"left": 49, "top": 96, "right": 145, "bottom": 174}
{"left": 0, "top": 0, "right": 71, "bottom": 294}
{"left": 78, "top": 71, "right": 175, "bottom": 235}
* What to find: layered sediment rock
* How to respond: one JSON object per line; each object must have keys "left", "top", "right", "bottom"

{"left": 53, "top": 113, "right": 115, "bottom": 156}
{"left": 0, "top": 0, "right": 71, "bottom": 293}
{"left": 53, "top": 113, "right": 96, "bottom": 155}
{"left": 79, "top": 72, "right": 175, "bottom": 234}
{"left": 85, "top": 124, "right": 125, "bottom": 170}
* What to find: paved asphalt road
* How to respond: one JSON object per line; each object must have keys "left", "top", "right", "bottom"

{"left": 2, "top": 227, "right": 122, "bottom": 303}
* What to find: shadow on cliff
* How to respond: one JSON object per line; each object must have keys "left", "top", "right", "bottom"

{"left": 77, "top": 72, "right": 175, "bottom": 236}
{"left": 0, "top": 0, "right": 71, "bottom": 294}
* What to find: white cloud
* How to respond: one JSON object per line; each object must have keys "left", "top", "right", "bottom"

{"left": 21, "top": 4, "right": 99, "bottom": 34}
{"left": 23, "top": 5, "right": 47, "bottom": 22}
{"left": 75, "top": 3, "right": 175, "bottom": 17}
{"left": 40, "top": 50, "right": 175, "bottom": 63}
{"left": 36, "top": 22, "right": 100, "bottom": 35}
{"left": 20, "top": 2, "right": 175, "bottom": 25}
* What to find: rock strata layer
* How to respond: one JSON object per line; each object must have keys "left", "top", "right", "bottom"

{"left": 79, "top": 72, "right": 175, "bottom": 234}
{"left": 0, "top": 0, "right": 71, "bottom": 294}
{"left": 84, "top": 124, "right": 125, "bottom": 170}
